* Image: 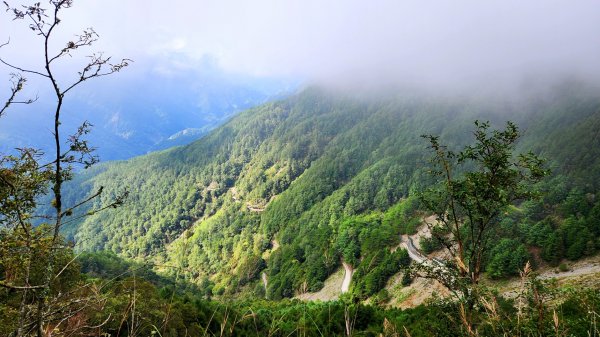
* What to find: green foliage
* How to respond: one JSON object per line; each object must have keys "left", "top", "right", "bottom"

{"left": 420, "top": 120, "right": 548, "bottom": 290}
{"left": 401, "top": 271, "right": 413, "bottom": 287}
{"left": 485, "top": 239, "right": 530, "bottom": 279}
{"left": 382, "top": 196, "right": 421, "bottom": 235}
{"left": 0, "top": 226, "right": 81, "bottom": 293}
{"left": 419, "top": 236, "right": 444, "bottom": 254}
{"left": 0, "top": 228, "right": 85, "bottom": 334}
{"left": 352, "top": 249, "right": 411, "bottom": 299}
{"left": 518, "top": 194, "right": 600, "bottom": 266}
{"left": 3, "top": 83, "right": 600, "bottom": 334}
{"left": 5, "top": 252, "right": 599, "bottom": 337}
{"left": 558, "top": 262, "right": 569, "bottom": 272}
{"left": 54, "top": 86, "right": 600, "bottom": 298}
{"left": 0, "top": 149, "right": 52, "bottom": 227}
{"left": 77, "top": 250, "right": 191, "bottom": 291}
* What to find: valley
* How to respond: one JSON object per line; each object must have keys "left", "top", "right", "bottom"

{"left": 56, "top": 84, "right": 600, "bottom": 302}
{"left": 4, "top": 82, "right": 600, "bottom": 336}
{"left": 2, "top": 1, "right": 600, "bottom": 334}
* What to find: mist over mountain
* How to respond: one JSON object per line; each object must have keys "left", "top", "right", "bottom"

{"left": 0, "top": 60, "right": 295, "bottom": 161}
{"left": 3, "top": 1, "right": 600, "bottom": 335}
{"left": 54, "top": 80, "right": 600, "bottom": 300}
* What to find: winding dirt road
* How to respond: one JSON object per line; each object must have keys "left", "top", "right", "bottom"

{"left": 400, "top": 235, "right": 426, "bottom": 263}
{"left": 261, "top": 272, "right": 268, "bottom": 296}
{"left": 341, "top": 262, "right": 354, "bottom": 293}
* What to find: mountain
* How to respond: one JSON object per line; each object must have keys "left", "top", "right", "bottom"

{"left": 58, "top": 82, "right": 600, "bottom": 300}
{"left": 0, "top": 62, "right": 295, "bottom": 161}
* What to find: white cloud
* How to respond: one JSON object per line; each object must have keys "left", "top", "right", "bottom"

{"left": 2, "top": 0, "right": 600, "bottom": 89}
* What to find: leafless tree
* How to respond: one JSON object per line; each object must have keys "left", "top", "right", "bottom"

{"left": 1, "top": 1, "right": 130, "bottom": 336}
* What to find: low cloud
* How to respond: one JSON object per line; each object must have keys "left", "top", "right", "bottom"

{"left": 2, "top": 0, "right": 600, "bottom": 91}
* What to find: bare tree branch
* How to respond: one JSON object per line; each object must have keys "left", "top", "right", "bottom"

{"left": 0, "top": 280, "right": 44, "bottom": 290}
{"left": 0, "top": 73, "right": 38, "bottom": 117}
{"left": 0, "top": 58, "right": 50, "bottom": 78}
{"left": 61, "top": 55, "right": 132, "bottom": 95}
{"left": 60, "top": 190, "right": 129, "bottom": 226}
{"left": 48, "top": 28, "right": 98, "bottom": 64}
{"left": 2, "top": 2, "right": 129, "bottom": 335}
{"left": 60, "top": 186, "right": 103, "bottom": 217}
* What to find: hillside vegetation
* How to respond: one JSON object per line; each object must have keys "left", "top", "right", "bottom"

{"left": 61, "top": 83, "right": 600, "bottom": 300}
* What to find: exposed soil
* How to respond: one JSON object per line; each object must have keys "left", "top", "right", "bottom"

{"left": 395, "top": 220, "right": 600, "bottom": 307}
{"left": 299, "top": 217, "right": 600, "bottom": 308}
{"left": 498, "top": 254, "right": 600, "bottom": 298}
{"left": 387, "top": 273, "right": 450, "bottom": 309}
{"left": 296, "top": 267, "right": 345, "bottom": 301}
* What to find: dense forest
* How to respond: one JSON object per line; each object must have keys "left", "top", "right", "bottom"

{"left": 3, "top": 1, "right": 600, "bottom": 336}
{"left": 55, "top": 83, "right": 600, "bottom": 302}
{"left": 4, "top": 82, "right": 600, "bottom": 335}
{"left": 4, "top": 248, "right": 599, "bottom": 336}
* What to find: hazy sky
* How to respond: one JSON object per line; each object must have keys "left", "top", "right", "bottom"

{"left": 2, "top": 0, "right": 600, "bottom": 90}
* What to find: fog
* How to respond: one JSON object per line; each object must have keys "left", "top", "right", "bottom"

{"left": 2, "top": 0, "right": 600, "bottom": 93}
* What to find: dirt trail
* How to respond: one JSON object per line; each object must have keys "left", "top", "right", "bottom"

{"left": 299, "top": 217, "right": 600, "bottom": 308}
{"left": 261, "top": 272, "right": 268, "bottom": 296}
{"left": 398, "top": 221, "right": 600, "bottom": 306}
{"left": 400, "top": 235, "right": 426, "bottom": 263}
{"left": 538, "top": 261, "right": 600, "bottom": 280}
{"left": 500, "top": 254, "right": 600, "bottom": 297}
{"left": 341, "top": 261, "right": 354, "bottom": 293}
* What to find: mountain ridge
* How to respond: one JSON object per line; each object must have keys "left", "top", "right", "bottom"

{"left": 59, "top": 83, "right": 600, "bottom": 300}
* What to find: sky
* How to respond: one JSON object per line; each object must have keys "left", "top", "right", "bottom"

{"left": 2, "top": 0, "right": 600, "bottom": 92}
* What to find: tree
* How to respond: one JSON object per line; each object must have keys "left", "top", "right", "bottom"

{"left": 0, "top": 1, "right": 129, "bottom": 336}
{"left": 417, "top": 121, "right": 548, "bottom": 319}
{"left": 485, "top": 238, "right": 530, "bottom": 279}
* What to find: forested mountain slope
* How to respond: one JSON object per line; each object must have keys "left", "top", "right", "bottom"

{"left": 61, "top": 83, "right": 600, "bottom": 299}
